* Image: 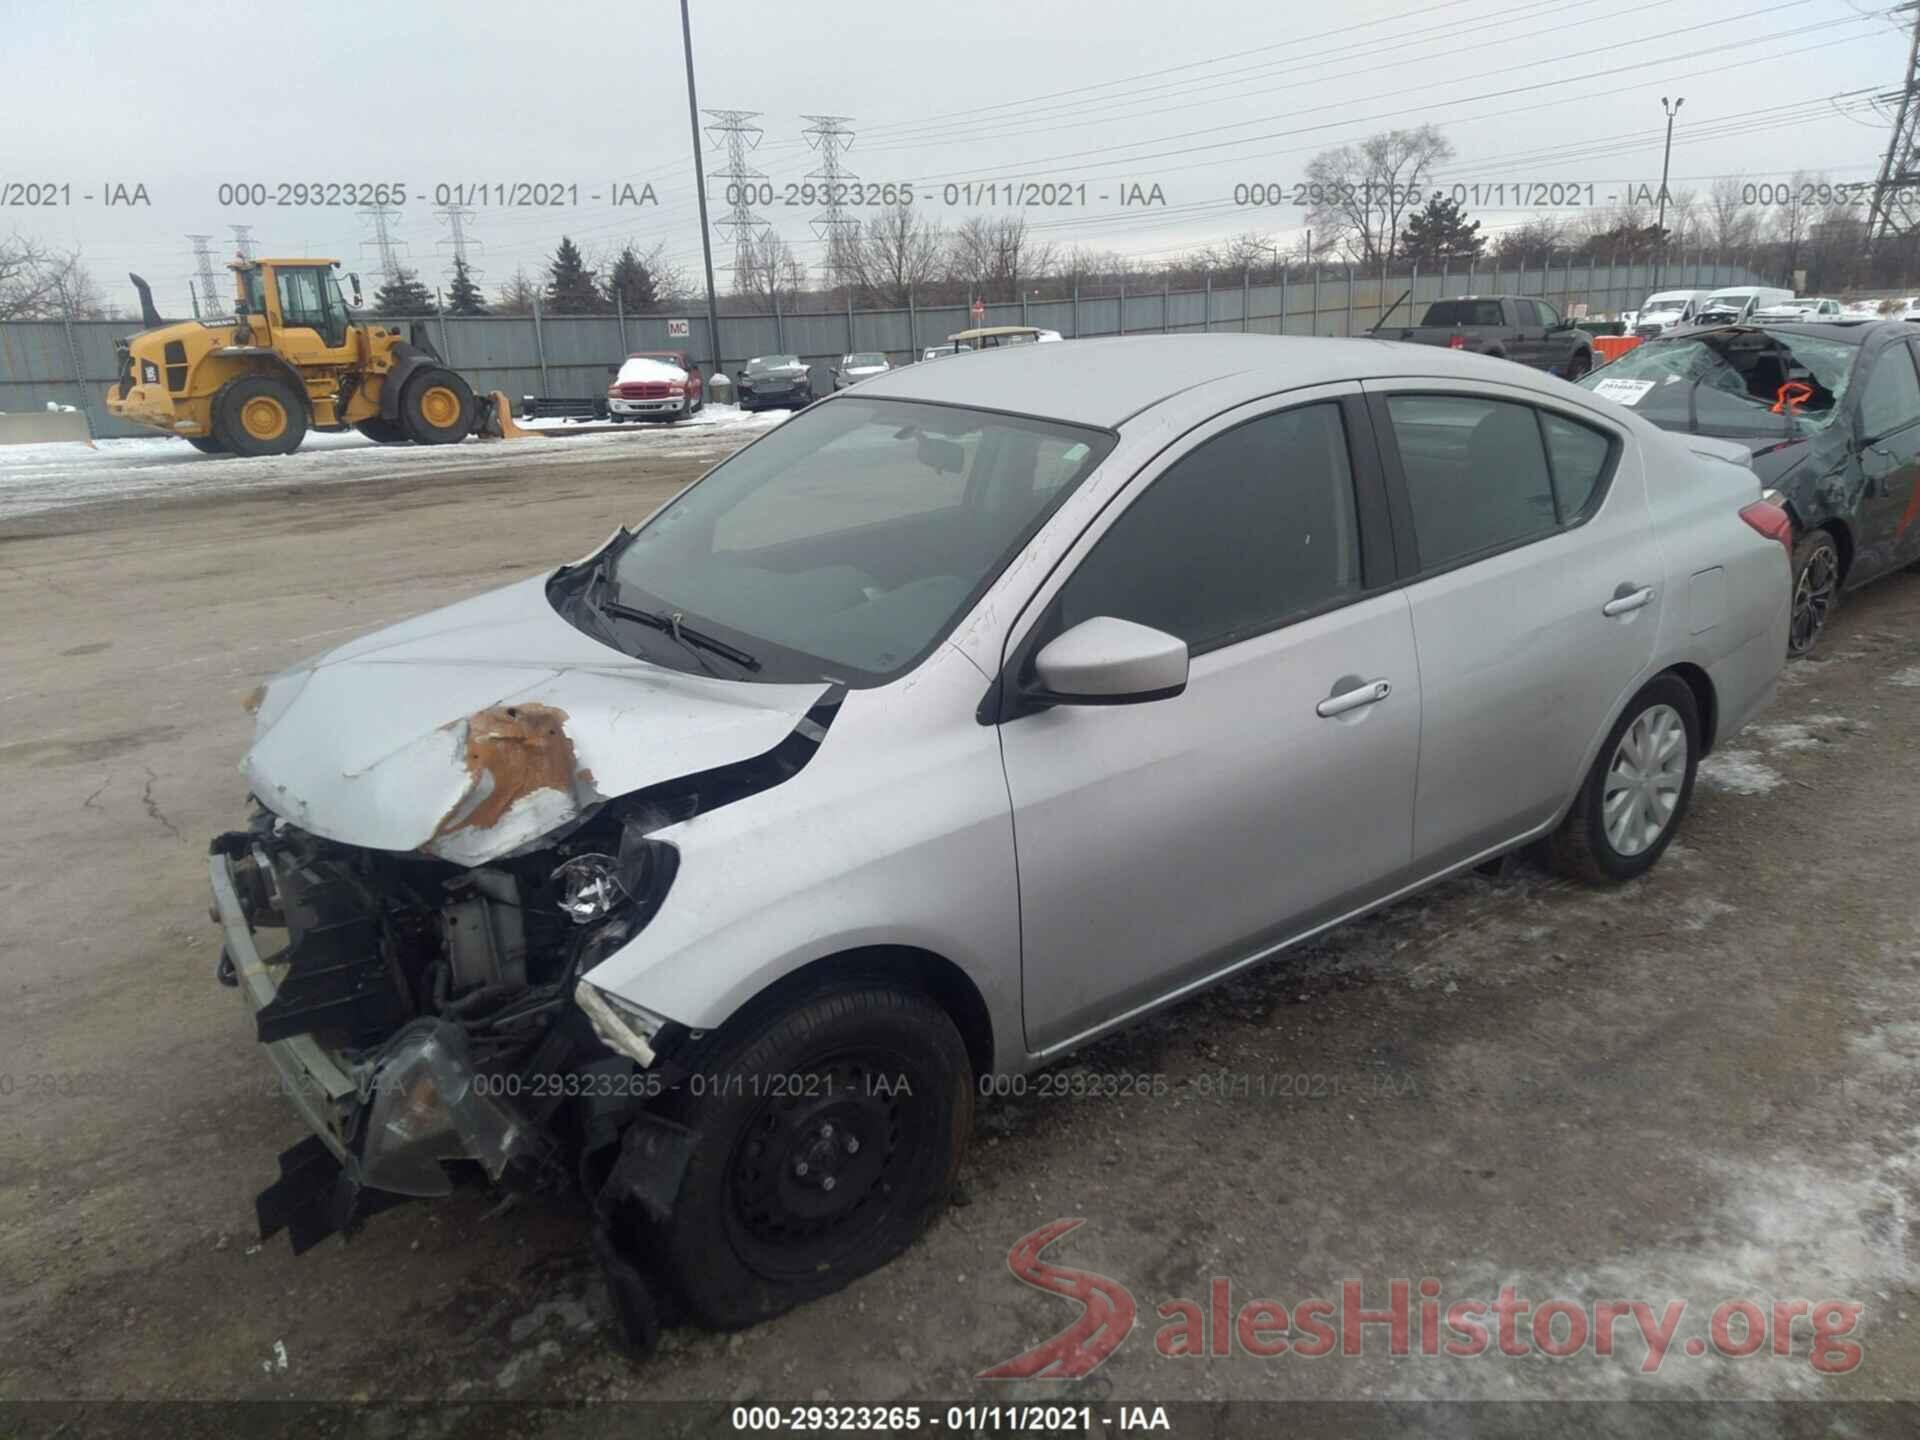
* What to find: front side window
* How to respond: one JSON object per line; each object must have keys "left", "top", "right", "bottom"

{"left": 1857, "top": 344, "right": 1920, "bottom": 440}
{"left": 1052, "top": 403, "right": 1361, "bottom": 654}
{"left": 1387, "top": 395, "right": 1557, "bottom": 570}
{"left": 605, "top": 398, "right": 1112, "bottom": 683}
{"left": 277, "top": 268, "right": 325, "bottom": 324}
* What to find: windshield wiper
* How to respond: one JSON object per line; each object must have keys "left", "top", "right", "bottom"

{"left": 599, "top": 593, "right": 762, "bottom": 673}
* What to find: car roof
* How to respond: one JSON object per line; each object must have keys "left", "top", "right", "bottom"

{"left": 851, "top": 333, "right": 1588, "bottom": 428}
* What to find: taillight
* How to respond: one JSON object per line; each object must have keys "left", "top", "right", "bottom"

{"left": 1447, "top": 334, "right": 1466, "bottom": 349}
{"left": 1738, "top": 493, "right": 1793, "bottom": 558}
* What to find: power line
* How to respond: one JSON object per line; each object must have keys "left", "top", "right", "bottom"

{"left": 434, "top": 202, "right": 482, "bottom": 287}
{"left": 187, "top": 234, "right": 226, "bottom": 319}
{"left": 357, "top": 203, "right": 407, "bottom": 286}
{"left": 704, "top": 108, "right": 769, "bottom": 284}
{"left": 228, "top": 224, "right": 256, "bottom": 262}
{"left": 1866, "top": 1, "right": 1920, "bottom": 243}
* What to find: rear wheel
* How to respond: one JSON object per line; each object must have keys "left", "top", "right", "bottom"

{"left": 1788, "top": 529, "right": 1841, "bottom": 657}
{"left": 353, "top": 417, "right": 411, "bottom": 445}
{"left": 213, "top": 375, "right": 307, "bottom": 457}
{"left": 185, "top": 435, "right": 228, "bottom": 455}
{"left": 399, "top": 367, "right": 475, "bottom": 444}
{"left": 1549, "top": 675, "right": 1699, "bottom": 885}
{"left": 647, "top": 982, "right": 972, "bottom": 1328}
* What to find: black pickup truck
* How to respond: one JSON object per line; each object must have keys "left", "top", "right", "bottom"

{"left": 1372, "top": 295, "right": 1597, "bottom": 380}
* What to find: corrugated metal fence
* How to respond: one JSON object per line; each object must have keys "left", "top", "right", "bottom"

{"left": 2, "top": 256, "right": 1763, "bottom": 439}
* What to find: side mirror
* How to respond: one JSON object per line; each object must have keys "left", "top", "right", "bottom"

{"left": 1030, "top": 617, "right": 1188, "bottom": 706}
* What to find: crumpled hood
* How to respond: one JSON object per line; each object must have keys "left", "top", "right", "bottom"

{"left": 243, "top": 573, "right": 829, "bottom": 865}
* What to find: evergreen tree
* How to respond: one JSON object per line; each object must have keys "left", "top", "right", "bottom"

{"left": 371, "top": 267, "right": 436, "bottom": 318}
{"left": 544, "top": 236, "right": 607, "bottom": 314}
{"left": 604, "top": 244, "right": 660, "bottom": 314}
{"left": 445, "top": 255, "right": 488, "bottom": 315}
{"left": 1400, "top": 195, "right": 1485, "bottom": 265}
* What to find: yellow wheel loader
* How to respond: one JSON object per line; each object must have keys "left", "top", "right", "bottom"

{"left": 104, "top": 259, "right": 519, "bottom": 456}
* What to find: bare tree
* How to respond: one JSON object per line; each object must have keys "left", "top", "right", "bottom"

{"left": 733, "top": 229, "right": 808, "bottom": 315}
{"left": 492, "top": 266, "right": 541, "bottom": 315}
{"left": 1492, "top": 216, "right": 1568, "bottom": 265}
{"left": 845, "top": 205, "right": 946, "bottom": 307}
{"left": 945, "top": 216, "right": 1057, "bottom": 303}
{"left": 0, "top": 234, "right": 113, "bottom": 319}
{"left": 1769, "top": 170, "right": 1820, "bottom": 283}
{"left": 1301, "top": 125, "right": 1454, "bottom": 264}
{"left": 1704, "top": 177, "right": 1758, "bottom": 255}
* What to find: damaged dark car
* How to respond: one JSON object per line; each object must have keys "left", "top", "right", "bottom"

{"left": 1581, "top": 318, "right": 1920, "bottom": 653}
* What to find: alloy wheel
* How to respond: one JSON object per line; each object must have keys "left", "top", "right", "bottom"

{"left": 1790, "top": 541, "right": 1838, "bottom": 654}
{"left": 1602, "top": 703, "right": 1687, "bottom": 858}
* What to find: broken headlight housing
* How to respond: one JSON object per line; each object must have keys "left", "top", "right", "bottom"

{"left": 548, "top": 822, "right": 672, "bottom": 927}
{"left": 357, "top": 1020, "right": 537, "bottom": 1197}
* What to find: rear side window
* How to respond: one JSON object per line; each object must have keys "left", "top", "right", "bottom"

{"left": 1421, "top": 299, "right": 1504, "bottom": 327}
{"left": 1386, "top": 396, "right": 1557, "bottom": 570}
{"left": 1539, "top": 412, "right": 1611, "bottom": 517}
{"left": 1858, "top": 345, "right": 1920, "bottom": 440}
{"left": 1056, "top": 402, "right": 1361, "bottom": 653}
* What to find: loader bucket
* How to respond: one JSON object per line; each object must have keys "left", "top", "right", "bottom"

{"left": 473, "top": 391, "right": 538, "bottom": 441}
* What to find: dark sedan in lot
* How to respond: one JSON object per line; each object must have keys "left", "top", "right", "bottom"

{"left": 735, "top": 354, "right": 815, "bottom": 413}
{"left": 1581, "top": 319, "right": 1920, "bottom": 654}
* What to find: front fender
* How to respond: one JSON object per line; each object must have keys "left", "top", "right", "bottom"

{"left": 579, "top": 646, "right": 1026, "bottom": 1072}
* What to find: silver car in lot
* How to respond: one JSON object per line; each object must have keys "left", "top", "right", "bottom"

{"left": 211, "top": 335, "right": 1789, "bottom": 1345}
{"left": 831, "top": 351, "right": 893, "bottom": 389}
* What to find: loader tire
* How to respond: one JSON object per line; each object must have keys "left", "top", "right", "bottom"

{"left": 185, "top": 436, "right": 229, "bottom": 455}
{"left": 400, "top": 368, "right": 475, "bottom": 445}
{"left": 214, "top": 376, "right": 307, "bottom": 457}
{"left": 353, "top": 417, "right": 411, "bottom": 445}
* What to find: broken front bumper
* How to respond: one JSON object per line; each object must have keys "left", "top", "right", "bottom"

{"left": 210, "top": 849, "right": 358, "bottom": 1160}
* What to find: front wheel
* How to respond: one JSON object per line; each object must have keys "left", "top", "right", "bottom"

{"left": 1788, "top": 529, "right": 1841, "bottom": 657}
{"left": 185, "top": 435, "right": 228, "bottom": 455}
{"left": 399, "top": 367, "right": 475, "bottom": 444}
{"left": 1564, "top": 350, "right": 1591, "bottom": 381}
{"left": 213, "top": 375, "right": 307, "bottom": 457}
{"left": 1549, "top": 675, "right": 1699, "bottom": 885}
{"left": 647, "top": 982, "right": 973, "bottom": 1328}
{"left": 353, "top": 417, "right": 411, "bottom": 445}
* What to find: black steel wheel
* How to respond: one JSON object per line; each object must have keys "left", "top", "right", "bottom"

{"left": 646, "top": 982, "right": 972, "bottom": 1328}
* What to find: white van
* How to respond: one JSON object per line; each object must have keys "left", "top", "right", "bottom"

{"left": 1694, "top": 286, "right": 1795, "bottom": 325}
{"left": 1631, "top": 289, "right": 1713, "bottom": 338}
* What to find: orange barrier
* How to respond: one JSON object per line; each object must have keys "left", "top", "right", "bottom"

{"left": 1593, "top": 335, "right": 1643, "bottom": 365}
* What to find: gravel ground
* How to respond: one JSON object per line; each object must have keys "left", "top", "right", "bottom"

{"left": 2, "top": 437, "right": 1919, "bottom": 1436}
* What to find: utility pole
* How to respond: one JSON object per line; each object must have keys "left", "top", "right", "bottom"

{"left": 188, "top": 234, "right": 226, "bottom": 318}
{"left": 434, "top": 201, "right": 482, "bottom": 295}
{"left": 1656, "top": 96, "right": 1684, "bottom": 287}
{"left": 680, "top": 0, "right": 724, "bottom": 376}
{"left": 704, "top": 108, "right": 768, "bottom": 289}
{"left": 802, "top": 114, "right": 860, "bottom": 292}
{"left": 228, "top": 224, "right": 256, "bottom": 262}
{"left": 1867, "top": 2, "right": 1920, "bottom": 248}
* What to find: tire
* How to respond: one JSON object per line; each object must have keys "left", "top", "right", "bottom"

{"left": 1549, "top": 674, "right": 1699, "bottom": 885}
{"left": 1564, "top": 350, "right": 1591, "bottom": 381}
{"left": 608, "top": 414, "right": 628, "bottom": 424}
{"left": 399, "top": 367, "right": 475, "bottom": 445}
{"left": 646, "top": 982, "right": 973, "bottom": 1329}
{"left": 352, "top": 417, "right": 411, "bottom": 445}
{"left": 692, "top": 392, "right": 705, "bottom": 415}
{"left": 213, "top": 375, "right": 307, "bottom": 457}
{"left": 1788, "top": 529, "right": 1841, "bottom": 657}
{"left": 185, "top": 435, "right": 228, "bottom": 455}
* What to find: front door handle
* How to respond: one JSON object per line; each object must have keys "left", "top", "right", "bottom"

{"left": 1316, "top": 678, "right": 1392, "bottom": 718}
{"left": 1602, "top": 585, "right": 1654, "bottom": 617}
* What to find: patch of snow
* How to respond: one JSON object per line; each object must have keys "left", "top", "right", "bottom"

{"left": 1887, "top": 666, "right": 1920, "bottom": 689}
{"left": 1698, "top": 749, "right": 1782, "bottom": 796}
{"left": 614, "top": 356, "right": 687, "bottom": 384}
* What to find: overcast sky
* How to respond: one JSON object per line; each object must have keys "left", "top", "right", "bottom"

{"left": 0, "top": 0, "right": 1902, "bottom": 313}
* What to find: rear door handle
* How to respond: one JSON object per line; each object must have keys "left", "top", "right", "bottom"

{"left": 1602, "top": 585, "right": 1654, "bottom": 617}
{"left": 1316, "top": 679, "right": 1392, "bottom": 718}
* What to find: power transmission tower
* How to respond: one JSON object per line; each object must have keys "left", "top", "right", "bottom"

{"left": 801, "top": 114, "right": 860, "bottom": 289}
{"left": 434, "top": 202, "right": 483, "bottom": 285}
{"left": 357, "top": 203, "right": 407, "bottom": 286}
{"left": 228, "top": 224, "right": 257, "bottom": 262}
{"left": 703, "top": 108, "right": 768, "bottom": 286}
{"left": 188, "top": 234, "right": 227, "bottom": 318}
{"left": 1867, "top": 1, "right": 1920, "bottom": 246}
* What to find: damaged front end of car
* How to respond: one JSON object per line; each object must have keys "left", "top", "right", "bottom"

{"left": 209, "top": 667, "right": 844, "bottom": 1354}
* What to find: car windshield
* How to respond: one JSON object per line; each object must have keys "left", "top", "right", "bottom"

{"left": 846, "top": 353, "right": 887, "bottom": 367}
{"left": 1579, "top": 327, "right": 1858, "bottom": 436}
{"left": 601, "top": 398, "right": 1114, "bottom": 684}
{"left": 1642, "top": 299, "right": 1688, "bottom": 314}
{"left": 747, "top": 356, "right": 801, "bottom": 374}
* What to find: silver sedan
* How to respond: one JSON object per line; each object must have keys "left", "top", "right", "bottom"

{"left": 218, "top": 335, "right": 1791, "bottom": 1341}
